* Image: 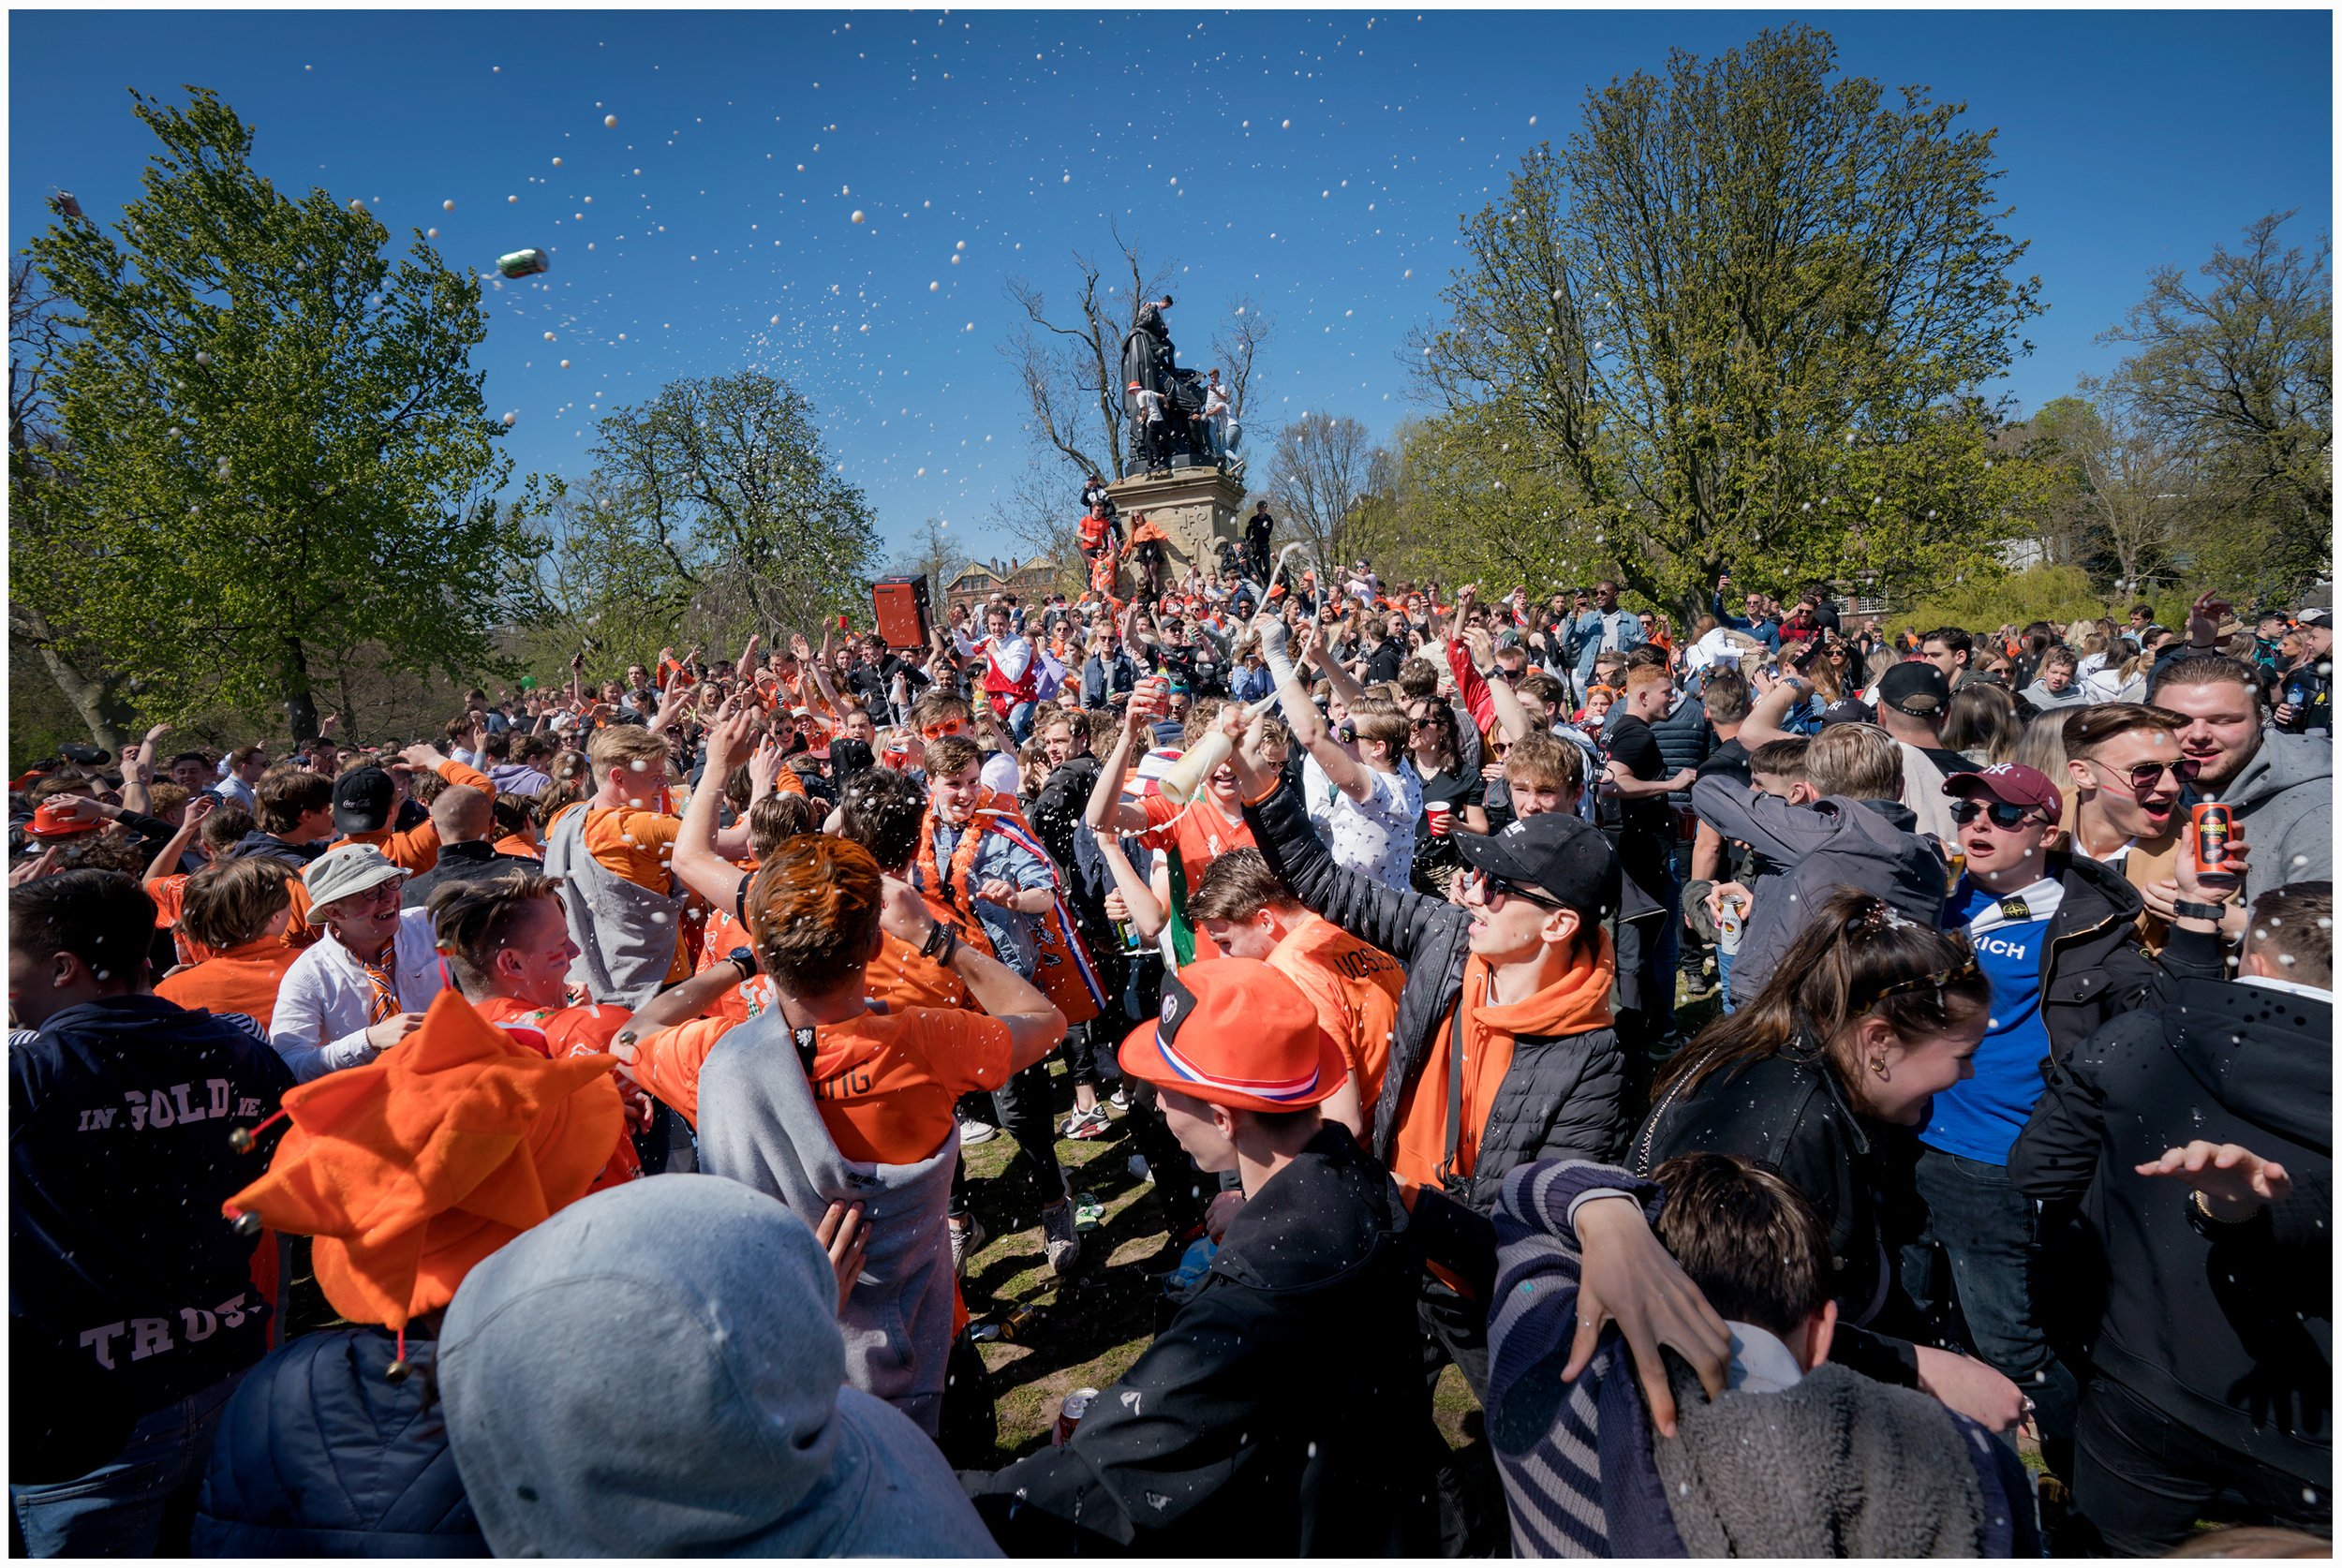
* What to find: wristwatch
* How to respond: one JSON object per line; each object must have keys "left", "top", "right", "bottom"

{"left": 726, "top": 946, "right": 757, "bottom": 983}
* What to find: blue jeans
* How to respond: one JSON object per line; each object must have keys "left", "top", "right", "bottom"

{"left": 1716, "top": 944, "right": 1737, "bottom": 1013}
{"left": 11, "top": 1368, "right": 245, "bottom": 1556}
{"left": 1008, "top": 700, "right": 1036, "bottom": 745}
{"left": 1905, "top": 1147, "right": 2081, "bottom": 1467}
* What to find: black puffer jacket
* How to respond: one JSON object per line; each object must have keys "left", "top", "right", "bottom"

{"left": 965, "top": 1128, "right": 1437, "bottom": 1555}
{"left": 1632, "top": 1046, "right": 1927, "bottom": 1389}
{"left": 1244, "top": 780, "right": 1629, "bottom": 1220}
{"left": 2010, "top": 939, "right": 2330, "bottom": 1488}
{"left": 2030, "top": 851, "right": 2189, "bottom": 1053}
{"left": 192, "top": 1331, "right": 484, "bottom": 1557}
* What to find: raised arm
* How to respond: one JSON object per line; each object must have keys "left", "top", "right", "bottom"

{"left": 672, "top": 703, "right": 760, "bottom": 910}
{"left": 1084, "top": 696, "right": 1157, "bottom": 835}
{"left": 1222, "top": 700, "right": 1446, "bottom": 964}
{"left": 1737, "top": 670, "right": 1808, "bottom": 748}
{"left": 879, "top": 873, "right": 1064, "bottom": 1072}
{"left": 1091, "top": 826, "right": 1167, "bottom": 942}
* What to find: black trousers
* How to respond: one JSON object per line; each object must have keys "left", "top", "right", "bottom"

{"left": 950, "top": 1060, "right": 1067, "bottom": 1218}
{"left": 2072, "top": 1371, "right": 2332, "bottom": 1556}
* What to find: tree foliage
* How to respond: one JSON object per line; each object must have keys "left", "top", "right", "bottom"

{"left": 1263, "top": 413, "right": 1385, "bottom": 575}
{"left": 1414, "top": 25, "right": 2046, "bottom": 619}
{"left": 12, "top": 87, "right": 549, "bottom": 747}
{"left": 534, "top": 369, "right": 878, "bottom": 669}
{"left": 2096, "top": 212, "right": 2332, "bottom": 599}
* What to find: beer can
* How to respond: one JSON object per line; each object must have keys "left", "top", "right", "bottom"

{"left": 1052, "top": 1386, "right": 1099, "bottom": 1447}
{"left": 496, "top": 248, "right": 551, "bottom": 279}
{"left": 2191, "top": 803, "right": 2237, "bottom": 883}
{"left": 1717, "top": 894, "right": 1746, "bottom": 956}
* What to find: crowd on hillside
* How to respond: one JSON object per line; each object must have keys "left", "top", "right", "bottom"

{"left": 9, "top": 496, "right": 2334, "bottom": 1559}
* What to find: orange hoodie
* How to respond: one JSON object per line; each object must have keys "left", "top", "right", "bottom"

{"left": 331, "top": 759, "right": 498, "bottom": 873}
{"left": 1389, "top": 930, "right": 1616, "bottom": 1205}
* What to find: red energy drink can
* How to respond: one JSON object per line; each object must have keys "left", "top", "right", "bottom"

{"left": 2191, "top": 803, "right": 2237, "bottom": 883}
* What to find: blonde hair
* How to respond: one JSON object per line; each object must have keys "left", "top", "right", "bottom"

{"left": 1804, "top": 723, "right": 1902, "bottom": 801}
{"left": 586, "top": 723, "right": 672, "bottom": 777}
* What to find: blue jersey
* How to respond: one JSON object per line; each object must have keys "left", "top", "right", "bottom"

{"left": 1921, "top": 878, "right": 2056, "bottom": 1165}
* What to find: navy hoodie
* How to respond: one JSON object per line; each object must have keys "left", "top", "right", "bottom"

{"left": 11, "top": 996, "right": 293, "bottom": 1480}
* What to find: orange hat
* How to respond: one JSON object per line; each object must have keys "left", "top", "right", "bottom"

{"left": 23, "top": 801, "right": 97, "bottom": 838}
{"left": 1119, "top": 957, "right": 1346, "bottom": 1115}
{"left": 223, "top": 990, "right": 623, "bottom": 1331}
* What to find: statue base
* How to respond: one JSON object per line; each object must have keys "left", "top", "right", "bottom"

{"left": 1104, "top": 466, "right": 1245, "bottom": 593}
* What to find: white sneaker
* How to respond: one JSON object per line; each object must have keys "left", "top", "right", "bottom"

{"left": 1106, "top": 1086, "right": 1132, "bottom": 1112}
{"left": 949, "top": 1214, "right": 989, "bottom": 1279}
{"left": 958, "top": 1116, "right": 999, "bottom": 1145}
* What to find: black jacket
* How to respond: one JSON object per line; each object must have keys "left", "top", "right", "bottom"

{"left": 2028, "top": 851, "right": 2179, "bottom": 1055}
{"left": 965, "top": 1128, "right": 1436, "bottom": 1555}
{"left": 1632, "top": 1047, "right": 1925, "bottom": 1389}
{"left": 192, "top": 1330, "right": 485, "bottom": 1557}
{"left": 230, "top": 830, "right": 326, "bottom": 868}
{"left": 2009, "top": 956, "right": 2331, "bottom": 1484}
{"left": 1244, "top": 779, "right": 1628, "bottom": 1221}
{"left": 10, "top": 997, "right": 294, "bottom": 1482}
{"left": 398, "top": 841, "right": 545, "bottom": 910}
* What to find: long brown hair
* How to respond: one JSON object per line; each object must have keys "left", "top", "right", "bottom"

{"left": 1653, "top": 889, "right": 1989, "bottom": 1108}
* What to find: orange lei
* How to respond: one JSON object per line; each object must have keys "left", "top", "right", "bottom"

{"left": 913, "top": 789, "right": 1030, "bottom": 960}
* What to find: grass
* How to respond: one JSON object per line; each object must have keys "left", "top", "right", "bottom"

{"left": 958, "top": 957, "right": 1737, "bottom": 1468}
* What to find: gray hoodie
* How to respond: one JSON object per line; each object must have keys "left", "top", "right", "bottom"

{"left": 693, "top": 1008, "right": 961, "bottom": 1437}
{"left": 2210, "top": 729, "right": 2333, "bottom": 903}
{"left": 437, "top": 1175, "right": 999, "bottom": 1559}
{"left": 1690, "top": 777, "right": 1949, "bottom": 1008}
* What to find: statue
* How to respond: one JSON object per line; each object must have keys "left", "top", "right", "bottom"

{"left": 1119, "top": 296, "right": 1242, "bottom": 480}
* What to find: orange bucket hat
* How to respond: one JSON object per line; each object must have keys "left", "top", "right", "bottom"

{"left": 223, "top": 990, "right": 624, "bottom": 1338}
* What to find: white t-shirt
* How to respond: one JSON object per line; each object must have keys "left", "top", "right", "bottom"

{"left": 1303, "top": 757, "right": 1421, "bottom": 892}
{"left": 980, "top": 749, "right": 1021, "bottom": 799}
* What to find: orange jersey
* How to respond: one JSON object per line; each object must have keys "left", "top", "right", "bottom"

{"left": 146, "top": 873, "right": 216, "bottom": 966}
{"left": 547, "top": 802, "right": 691, "bottom": 984}
{"left": 1136, "top": 793, "right": 1256, "bottom": 961}
{"left": 155, "top": 938, "right": 301, "bottom": 1028}
{"left": 1266, "top": 912, "right": 1405, "bottom": 1112}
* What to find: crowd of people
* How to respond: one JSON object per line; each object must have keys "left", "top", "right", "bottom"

{"left": 8, "top": 521, "right": 2333, "bottom": 1558}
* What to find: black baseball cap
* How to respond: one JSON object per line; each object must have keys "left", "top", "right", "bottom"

{"left": 1878, "top": 661, "right": 1950, "bottom": 717}
{"left": 1455, "top": 811, "right": 1621, "bottom": 923}
{"left": 332, "top": 766, "right": 396, "bottom": 834}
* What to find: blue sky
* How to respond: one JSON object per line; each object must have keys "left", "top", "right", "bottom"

{"left": 10, "top": 9, "right": 2331, "bottom": 564}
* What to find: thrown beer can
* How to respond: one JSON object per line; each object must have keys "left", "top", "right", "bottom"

{"left": 51, "top": 191, "right": 82, "bottom": 220}
{"left": 496, "top": 248, "right": 550, "bottom": 279}
{"left": 1052, "top": 1386, "right": 1099, "bottom": 1447}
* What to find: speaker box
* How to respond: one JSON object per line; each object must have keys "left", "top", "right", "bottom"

{"left": 871, "top": 574, "right": 933, "bottom": 651}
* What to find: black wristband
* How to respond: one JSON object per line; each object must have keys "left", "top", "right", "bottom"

{"left": 2172, "top": 898, "right": 2228, "bottom": 923}
{"left": 936, "top": 925, "right": 960, "bottom": 968}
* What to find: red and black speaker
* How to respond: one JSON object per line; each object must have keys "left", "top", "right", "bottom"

{"left": 871, "top": 574, "right": 933, "bottom": 651}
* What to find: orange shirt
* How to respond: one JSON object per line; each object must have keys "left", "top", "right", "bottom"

{"left": 1389, "top": 938, "right": 1615, "bottom": 1205}
{"left": 548, "top": 801, "right": 691, "bottom": 984}
{"left": 146, "top": 873, "right": 215, "bottom": 966}
{"left": 334, "top": 760, "right": 499, "bottom": 873}
{"left": 1266, "top": 912, "right": 1405, "bottom": 1112}
{"left": 637, "top": 991, "right": 1010, "bottom": 1166}
{"left": 1136, "top": 793, "right": 1256, "bottom": 961}
{"left": 492, "top": 833, "right": 541, "bottom": 861}
{"left": 155, "top": 937, "right": 301, "bottom": 1028}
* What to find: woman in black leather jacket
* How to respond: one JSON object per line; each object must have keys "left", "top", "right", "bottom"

{"left": 1633, "top": 888, "right": 2026, "bottom": 1431}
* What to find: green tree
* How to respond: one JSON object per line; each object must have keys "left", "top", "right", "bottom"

{"left": 2097, "top": 212, "right": 2332, "bottom": 599}
{"left": 1415, "top": 25, "right": 2045, "bottom": 621}
{"left": 1263, "top": 413, "right": 1385, "bottom": 575}
{"left": 13, "top": 87, "right": 549, "bottom": 747}
{"left": 2026, "top": 394, "right": 2193, "bottom": 596}
{"left": 584, "top": 369, "right": 879, "bottom": 644}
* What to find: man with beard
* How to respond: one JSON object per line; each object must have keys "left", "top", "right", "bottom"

{"left": 2148, "top": 654, "right": 2332, "bottom": 903}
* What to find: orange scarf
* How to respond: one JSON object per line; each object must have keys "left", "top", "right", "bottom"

{"left": 913, "top": 789, "right": 1027, "bottom": 958}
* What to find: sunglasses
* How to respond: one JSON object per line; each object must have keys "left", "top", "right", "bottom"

{"left": 1948, "top": 799, "right": 2045, "bottom": 830}
{"left": 1461, "top": 865, "right": 1564, "bottom": 910}
{"left": 1410, "top": 715, "right": 1440, "bottom": 731}
{"left": 2094, "top": 757, "right": 2201, "bottom": 793}
{"left": 920, "top": 719, "right": 966, "bottom": 740}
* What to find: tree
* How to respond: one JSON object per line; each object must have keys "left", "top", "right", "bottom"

{"left": 2097, "top": 212, "right": 2333, "bottom": 599}
{"left": 13, "top": 87, "right": 549, "bottom": 747}
{"left": 584, "top": 369, "right": 879, "bottom": 644}
{"left": 1414, "top": 26, "right": 2045, "bottom": 621}
{"left": 1264, "top": 414, "right": 1384, "bottom": 576}
{"left": 894, "top": 516, "right": 972, "bottom": 611}
{"left": 2028, "top": 394, "right": 2191, "bottom": 594}
{"left": 1004, "top": 225, "right": 1174, "bottom": 485}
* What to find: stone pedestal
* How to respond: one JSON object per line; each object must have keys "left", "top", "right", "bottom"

{"left": 1104, "top": 466, "right": 1244, "bottom": 589}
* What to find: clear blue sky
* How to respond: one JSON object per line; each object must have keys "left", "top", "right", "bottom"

{"left": 11, "top": 9, "right": 2331, "bottom": 564}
